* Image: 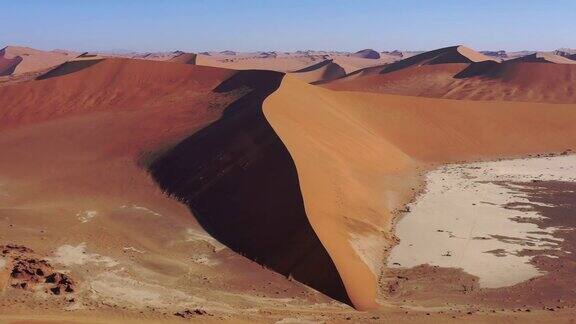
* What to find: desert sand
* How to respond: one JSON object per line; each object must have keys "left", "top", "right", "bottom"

{"left": 1, "top": 44, "right": 576, "bottom": 323}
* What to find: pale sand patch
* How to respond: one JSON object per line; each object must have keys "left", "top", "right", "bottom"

{"left": 51, "top": 243, "right": 118, "bottom": 268}
{"left": 185, "top": 228, "right": 226, "bottom": 251}
{"left": 0, "top": 257, "right": 6, "bottom": 270}
{"left": 191, "top": 255, "right": 220, "bottom": 266}
{"left": 76, "top": 210, "right": 97, "bottom": 223}
{"left": 275, "top": 318, "right": 322, "bottom": 324}
{"left": 348, "top": 232, "right": 386, "bottom": 277}
{"left": 89, "top": 272, "right": 233, "bottom": 313}
{"left": 123, "top": 246, "right": 145, "bottom": 254}
{"left": 120, "top": 205, "right": 162, "bottom": 217}
{"left": 388, "top": 155, "right": 576, "bottom": 288}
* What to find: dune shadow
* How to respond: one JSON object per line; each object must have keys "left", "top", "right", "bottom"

{"left": 148, "top": 70, "right": 352, "bottom": 306}
{"left": 37, "top": 59, "right": 104, "bottom": 80}
{"left": 454, "top": 60, "right": 500, "bottom": 79}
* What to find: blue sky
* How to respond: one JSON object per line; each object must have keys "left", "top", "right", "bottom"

{"left": 1, "top": 0, "right": 574, "bottom": 52}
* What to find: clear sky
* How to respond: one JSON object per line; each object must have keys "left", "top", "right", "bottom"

{"left": 1, "top": 0, "right": 575, "bottom": 53}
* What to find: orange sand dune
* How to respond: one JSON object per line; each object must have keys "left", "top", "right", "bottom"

{"left": 290, "top": 59, "right": 347, "bottom": 83}
{"left": 263, "top": 76, "right": 576, "bottom": 309}
{"left": 150, "top": 71, "right": 352, "bottom": 305}
{"left": 0, "top": 46, "right": 76, "bottom": 76}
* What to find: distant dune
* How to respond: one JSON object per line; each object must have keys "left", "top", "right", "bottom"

{"left": 380, "top": 45, "right": 496, "bottom": 73}
{"left": 327, "top": 45, "right": 576, "bottom": 103}
{"left": 507, "top": 52, "right": 576, "bottom": 64}
{"left": 352, "top": 49, "right": 380, "bottom": 59}
{"left": 290, "top": 59, "right": 347, "bottom": 83}
{"left": 0, "top": 46, "right": 75, "bottom": 76}
{"left": 168, "top": 52, "right": 197, "bottom": 64}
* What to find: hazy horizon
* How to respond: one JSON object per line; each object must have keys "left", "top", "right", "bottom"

{"left": 2, "top": 0, "right": 575, "bottom": 53}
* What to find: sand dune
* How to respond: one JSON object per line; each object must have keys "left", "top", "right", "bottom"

{"left": 327, "top": 45, "right": 576, "bottom": 103}
{"left": 290, "top": 59, "right": 347, "bottom": 83}
{"left": 0, "top": 46, "right": 75, "bottom": 76}
{"left": 508, "top": 52, "right": 576, "bottom": 64}
{"left": 379, "top": 45, "right": 496, "bottom": 74}
{"left": 0, "top": 57, "right": 234, "bottom": 128}
{"left": 1, "top": 58, "right": 342, "bottom": 322}
{"left": 168, "top": 52, "right": 197, "bottom": 64}
{"left": 37, "top": 54, "right": 106, "bottom": 80}
{"left": 150, "top": 71, "right": 352, "bottom": 306}
{"left": 264, "top": 75, "right": 576, "bottom": 309}
{"left": 352, "top": 49, "right": 380, "bottom": 59}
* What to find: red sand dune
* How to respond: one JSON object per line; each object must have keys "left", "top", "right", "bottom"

{"left": 0, "top": 58, "right": 235, "bottom": 129}
{"left": 327, "top": 45, "right": 576, "bottom": 103}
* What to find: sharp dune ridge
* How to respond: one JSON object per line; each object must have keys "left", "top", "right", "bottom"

{"left": 2, "top": 43, "right": 576, "bottom": 322}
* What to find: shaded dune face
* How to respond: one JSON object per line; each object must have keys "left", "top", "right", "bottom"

{"left": 169, "top": 53, "right": 197, "bottom": 65}
{"left": 36, "top": 59, "right": 105, "bottom": 80}
{"left": 291, "top": 59, "right": 347, "bottom": 84}
{"left": 0, "top": 55, "right": 23, "bottom": 76}
{"left": 149, "top": 70, "right": 352, "bottom": 306}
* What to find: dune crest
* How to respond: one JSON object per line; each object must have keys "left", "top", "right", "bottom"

{"left": 149, "top": 71, "right": 353, "bottom": 306}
